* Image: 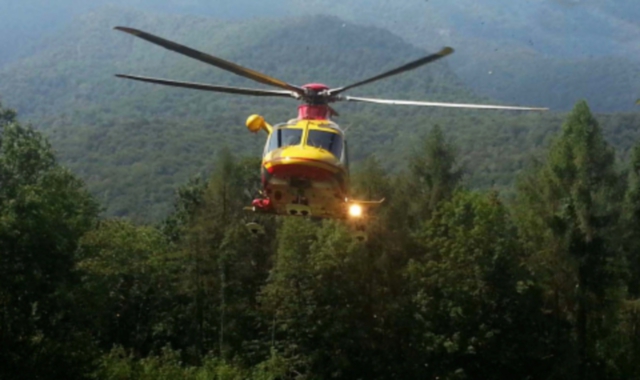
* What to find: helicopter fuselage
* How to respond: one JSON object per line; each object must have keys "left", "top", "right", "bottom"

{"left": 251, "top": 115, "right": 350, "bottom": 219}
{"left": 113, "top": 27, "right": 543, "bottom": 233}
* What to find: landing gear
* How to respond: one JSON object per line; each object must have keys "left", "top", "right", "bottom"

{"left": 286, "top": 203, "right": 312, "bottom": 216}
{"left": 287, "top": 192, "right": 311, "bottom": 216}
{"left": 246, "top": 221, "right": 265, "bottom": 235}
{"left": 352, "top": 222, "right": 367, "bottom": 242}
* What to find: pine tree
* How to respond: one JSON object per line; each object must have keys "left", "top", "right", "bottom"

{"left": 515, "top": 100, "right": 626, "bottom": 379}
{"left": 77, "top": 220, "right": 178, "bottom": 355}
{"left": 259, "top": 218, "right": 319, "bottom": 376}
{"left": 351, "top": 155, "right": 390, "bottom": 202}
{"left": 405, "top": 191, "right": 553, "bottom": 379}
{"left": 391, "top": 125, "right": 463, "bottom": 232}
{"left": 0, "top": 100, "right": 16, "bottom": 127}
{"left": 625, "top": 143, "right": 640, "bottom": 297}
{"left": 171, "top": 149, "right": 271, "bottom": 359}
{"left": 616, "top": 142, "right": 640, "bottom": 378}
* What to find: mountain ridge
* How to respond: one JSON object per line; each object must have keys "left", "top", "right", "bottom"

{"left": 0, "top": 8, "right": 474, "bottom": 121}
{"left": 2, "top": 1, "right": 639, "bottom": 111}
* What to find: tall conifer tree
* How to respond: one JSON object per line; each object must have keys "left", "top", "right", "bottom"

{"left": 388, "top": 125, "right": 463, "bottom": 253}
{"left": 625, "top": 144, "right": 640, "bottom": 297}
{"left": 516, "top": 100, "right": 626, "bottom": 379}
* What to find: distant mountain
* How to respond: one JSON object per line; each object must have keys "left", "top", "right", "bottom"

{"left": 2, "top": 0, "right": 639, "bottom": 112}
{"left": 0, "top": 0, "right": 291, "bottom": 66}
{"left": 287, "top": 0, "right": 640, "bottom": 112}
{"left": 0, "top": 7, "right": 470, "bottom": 121}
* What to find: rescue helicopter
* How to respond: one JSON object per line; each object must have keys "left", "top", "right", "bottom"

{"left": 114, "top": 27, "right": 547, "bottom": 238}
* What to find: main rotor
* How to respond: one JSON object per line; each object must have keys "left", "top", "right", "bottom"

{"left": 114, "top": 26, "right": 547, "bottom": 119}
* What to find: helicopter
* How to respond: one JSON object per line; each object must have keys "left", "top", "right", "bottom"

{"left": 114, "top": 26, "right": 547, "bottom": 238}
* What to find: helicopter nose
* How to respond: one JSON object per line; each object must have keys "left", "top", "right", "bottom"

{"left": 264, "top": 146, "right": 341, "bottom": 181}
{"left": 275, "top": 145, "right": 339, "bottom": 162}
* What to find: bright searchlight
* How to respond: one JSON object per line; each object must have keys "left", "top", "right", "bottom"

{"left": 349, "top": 204, "right": 363, "bottom": 218}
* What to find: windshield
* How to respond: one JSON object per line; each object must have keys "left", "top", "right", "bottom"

{"left": 266, "top": 128, "right": 303, "bottom": 154}
{"left": 307, "top": 130, "right": 343, "bottom": 159}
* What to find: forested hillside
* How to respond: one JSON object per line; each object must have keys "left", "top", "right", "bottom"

{"left": 4, "top": 1, "right": 638, "bottom": 111}
{"left": 3, "top": 100, "right": 640, "bottom": 379}
{"left": 0, "top": 8, "right": 467, "bottom": 119}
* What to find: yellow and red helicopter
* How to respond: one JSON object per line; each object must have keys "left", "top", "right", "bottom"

{"left": 114, "top": 27, "right": 546, "bottom": 236}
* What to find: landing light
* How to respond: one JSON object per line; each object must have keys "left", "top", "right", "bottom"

{"left": 349, "top": 204, "right": 363, "bottom": 218}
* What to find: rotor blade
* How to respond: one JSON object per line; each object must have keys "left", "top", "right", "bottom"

{"left": 114, "top": 26, "right": 304, "bottom": 94}
{"left": 116, "top": 74, "right": 298, "bottom": 98}
{"left": 342, "top": 96, "right": 548, "bottom": 111}
{"left": 329, "top": 47, "right": 454, "bottom": 95}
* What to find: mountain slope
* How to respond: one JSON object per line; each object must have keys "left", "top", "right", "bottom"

{"left": 287, "top": 0, "right": 640, "bottom": 112}
{"left": 0, "top": 8, "right": 470, "bottom": 121}
{"left": 2, "top": 1, "right": 639, "bottom": 112}
{"left": 0, "top": 9, "right": 483, "bottom": 220}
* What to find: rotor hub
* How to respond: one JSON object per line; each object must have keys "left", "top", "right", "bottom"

{"left": 301, "top": 83, "right": 331, "bottom": 105}
{"left": 302, "top": 83, "right": 329, "bottom": 92}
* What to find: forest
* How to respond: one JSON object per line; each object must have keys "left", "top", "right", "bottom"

{"left": 2, "top": 96, "right": 640, "bottom": 379}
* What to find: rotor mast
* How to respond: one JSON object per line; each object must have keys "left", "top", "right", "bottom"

{"left": 299, "top": 83, "right": 332, "bottom": 120}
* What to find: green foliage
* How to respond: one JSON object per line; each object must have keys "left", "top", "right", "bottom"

{"left": 406, "top": 191, "right": 554, "bottom": 379}
{"left": 93, "top": 346, "right": 248, "bottom": 380}
{"left": 4, "top": 95, "right": 640, "bottom": 379}
{"left": 350, "top": 155, "right": 389, "bottom": 201}
{"left": 515, "top": 100, "right": 627, "bottom": 379}
{"left": 78, "top": 219, "right": 180, "bottom": 354}
{"left": 34, "top": 102, "right": 640, "bottom": 222}
{"left": 261, "top": 218, "right": 402, "bottom": 379}
{"left": 160, "top": 150, "right": 273, "bottom": 360}
{"left": 92, "top": 345, "right": 299, "bottom": 380}
{"left": 382, "top": 125, "right": 464, "bottom": 243}
{"left": 408, "top": 125, "right": 463, "bottom": 217}
{"left": 0, "top": 103, "right": 99, "bottom": 378}
{"left": 0, "top": 100, "right": 16, "bottom": 126}
{"left": 410, "top": 126, "right": 463, "bottom": 192}
{"left": 624, "top": 143, "right": 640, "bottom": 297}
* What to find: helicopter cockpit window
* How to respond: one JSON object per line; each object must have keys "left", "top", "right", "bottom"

{"left": 266, "top": 128, "right": 303, "bottom": 153}
{"left": 307, "top": 130, "right": 343, "bottom": 159}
